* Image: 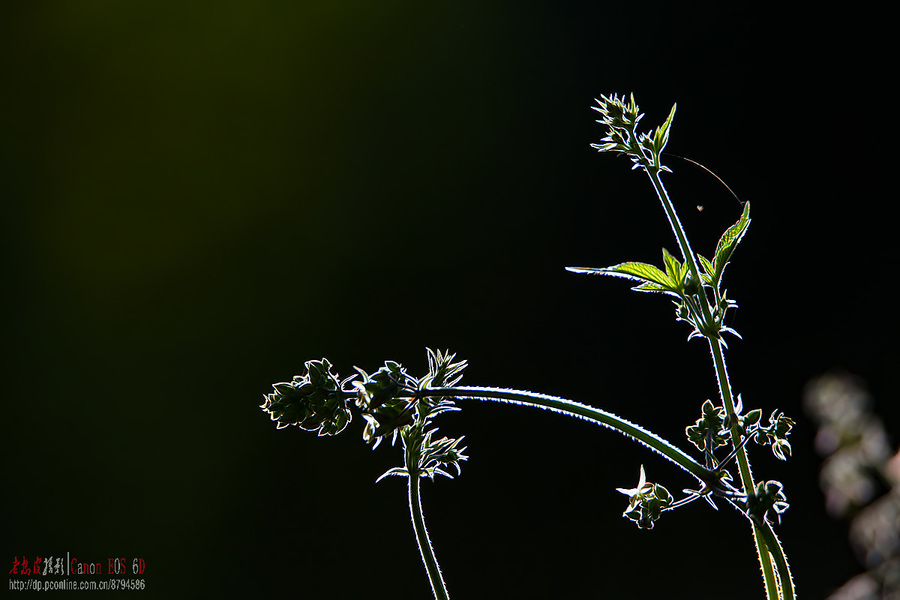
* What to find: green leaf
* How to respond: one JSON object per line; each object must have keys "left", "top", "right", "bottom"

{"left": 568, "top": 260, "right": 684, "bottom": 295}
{"left": 661, "top": 248, "right": 685, "bottom": 289}
{"left": 712, "top": 201, "right": 751, "bottom": 284}
{"left": 634, "top": 282, "right": 672, "bottom": 293}
{"left": 698, "top": 254, "right": 715, "bottom": 285}
{"left": 653, "top": 102, "right": 677, "bottom": 155}
{"left": 603, "top": 262, "right": 672, "bottom": 287}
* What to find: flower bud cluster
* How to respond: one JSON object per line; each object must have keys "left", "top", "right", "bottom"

{"left": 591, "top": 93, "right": 675, "bottom": 173}
{"left": 260, "top": 358, "right": 354, "bottom": 436}
{"left": 616, "top": 466, "right": 674, "bottom": 530}
{"left": 744, "top": 480, "right": 790, "bottom": 525}
{"left": 262, "top": 349, "right": 469, "bottom": 480}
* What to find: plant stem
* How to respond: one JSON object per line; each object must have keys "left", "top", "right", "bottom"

{"left": 709, "top": 337, "right": 778, "bottom": 600}
{"left": 420, "top": 386, "right": 708, "bottom": 483}
{"left": 755, "top": 519, "right": 795, "bottom": 600}
{"left": 644, "top": 166, "right": 789, "bottom": 599}
{"left": 408, "top": 471, "right": 450, "bottom": 600}
{"left": 754, "top": 523, "right": 782, "bottom": 600}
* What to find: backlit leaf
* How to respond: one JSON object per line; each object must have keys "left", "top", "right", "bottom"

{"left": 712, "top": 201, "right": 751, "bottom": 285}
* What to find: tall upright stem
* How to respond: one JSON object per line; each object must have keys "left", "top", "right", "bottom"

{"left": 644, "top": 166, "right": 791, "bottom": 600}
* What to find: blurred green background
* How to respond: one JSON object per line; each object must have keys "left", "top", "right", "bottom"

{"left": 2, "top": 2, "right": 895, "bottom": 598}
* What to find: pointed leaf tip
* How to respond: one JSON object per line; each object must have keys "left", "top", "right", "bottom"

{"left": 712, "top": 201, "right": 751, "bottom": 285}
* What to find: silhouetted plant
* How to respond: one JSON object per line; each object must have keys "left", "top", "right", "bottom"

{"left": 262, "top": 94, "right": 795, "bottom": 599}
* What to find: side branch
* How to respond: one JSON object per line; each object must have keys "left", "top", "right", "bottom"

{"left": 422, "top": 386, "right": 708, "bottom": 483}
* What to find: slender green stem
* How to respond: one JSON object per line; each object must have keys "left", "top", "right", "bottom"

{"left": 409, "top": 383, "right": 795, "bottom": 596}
{"left": 755, "top": 519, "right": 796, "bottom": 600}
{"left": 706, "top": 339, "right": 755, "bottom": 487}
{"left": 645, "top": 169, "right": 701, "bottom": 282}
{"left": 709, "top": 336, "right": 777, "bottom": 600}
{"left": 408, "top": 471, "right": 450, "bottom": 600}
{"left": 420, "top": 386, "right": 708, "bottom": 483}
{"left": 753, "top": 523, "right": 782, "bottom": 600}
{"left": 377, "top": 382, "right": 708, "bottom": 595}
{"left": 704, "top": 335, "right": 777, "bottom": 600}
{"left": 644, "top": 166, "right": 789, "bottom": 599}
{"left": 341, "top": 384, "right": 706, "bottom": 480}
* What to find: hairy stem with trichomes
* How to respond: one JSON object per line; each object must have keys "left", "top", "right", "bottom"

{"left": 408, "top": 466, "right": 449, "bottom": 600}
{"left": 260, "top": 94, "right": 796, "bottom": 600}
{"left": 642, "top": 121, "right": 793, "bottom": 600}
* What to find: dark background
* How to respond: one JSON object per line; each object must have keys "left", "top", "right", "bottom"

{"left": 2, "top": 2, "right": 895, "bottom": 598}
